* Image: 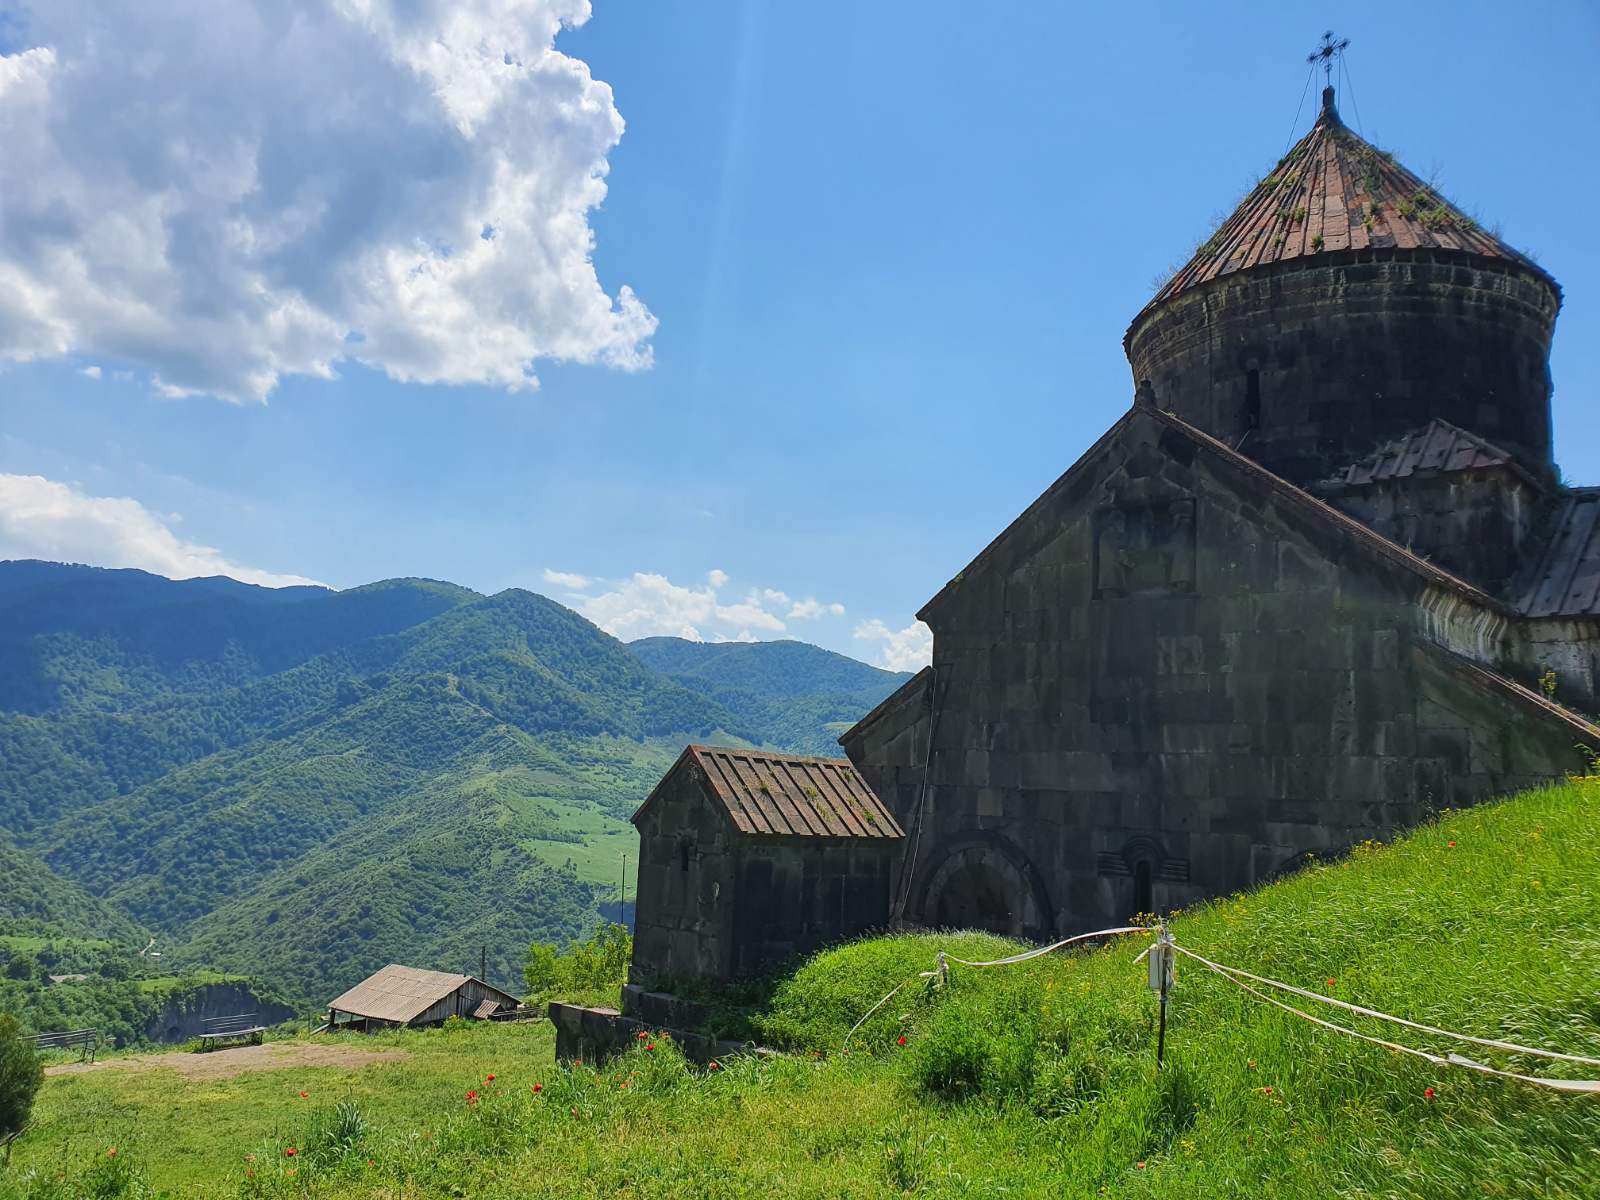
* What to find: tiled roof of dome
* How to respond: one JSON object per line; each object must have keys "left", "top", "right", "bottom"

{"left": 1136, "top": 88, "right": 1551, "bottom": 320}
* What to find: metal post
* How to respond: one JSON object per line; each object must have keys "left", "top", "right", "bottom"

{"left": 1147, "top": 921, "right": 1174, "bottom": 1070}
{"left": 621, "top": 852, "right": 628, "bottom": 926}
{"left": 1156, "top": 964, "right": 1170, "bottom": 1070}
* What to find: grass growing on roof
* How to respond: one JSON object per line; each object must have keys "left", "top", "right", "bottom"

{"left": 7, "top": 779, "right": 1600, "bottom": 1198}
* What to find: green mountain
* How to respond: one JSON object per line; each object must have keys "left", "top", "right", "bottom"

{"left": 628, "top": 636, "right": 911, "bottom": 756}
{"left": 0, "top": 562, "right": 896, "bottom": 1005}
{"left": 0, "top": 835, "right": 146, "bottom": 945}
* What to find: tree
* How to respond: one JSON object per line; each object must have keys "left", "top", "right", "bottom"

{"left": 4, "top": 953, "right": 33, "bottom": 982}
{"left": 0, "top": 1012, "right": 44, "bottom": 1156}
{"left": 523, "top": 923, "right": 632, "bottom": 1001}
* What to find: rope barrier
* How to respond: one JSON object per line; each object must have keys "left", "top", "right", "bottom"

{"left": 841, "top": 925, "right": 1150, "bottom": 1053}
{"left": 838, "top": 920, "right": 1600, "bottom": 1095}
{"left": 1171, "top": 944, "right": 1600, "bottom": 1069}
{"left": 939, "top": 925, "right": 1150, "bottom": 970}
{"left": 1175, "top": 945, "right": 1600, "bottom": 1094}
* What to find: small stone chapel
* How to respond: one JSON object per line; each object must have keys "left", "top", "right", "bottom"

{"left": 633, "top": 79, "right": 1600, "bottom": 981}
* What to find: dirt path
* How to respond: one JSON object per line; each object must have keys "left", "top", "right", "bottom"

{"left": 46, "top": 1040, "right": 407, "bottom": 1081}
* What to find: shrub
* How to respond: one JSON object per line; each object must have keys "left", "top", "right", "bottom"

{"left": 523, "top": 923, "right": 631, "bottom": 1002}
{"left": 0, "top": 1012, "right": 44, "bottom": 1146}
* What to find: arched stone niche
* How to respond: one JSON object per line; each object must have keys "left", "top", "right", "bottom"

{"left": 914, "top": 832, "right": 1054, "bottom": 941}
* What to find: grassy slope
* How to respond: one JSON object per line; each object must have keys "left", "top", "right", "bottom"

{"left": 9, "top": 779, "right": 1600, "bottom": 1199}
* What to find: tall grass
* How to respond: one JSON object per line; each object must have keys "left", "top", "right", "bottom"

{"left": 6, "top": 780, "right": 1599, "bottom": 1198}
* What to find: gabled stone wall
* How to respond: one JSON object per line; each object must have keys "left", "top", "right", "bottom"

{"left": 845, "top": 413, "right": 1591, "bottom": 938}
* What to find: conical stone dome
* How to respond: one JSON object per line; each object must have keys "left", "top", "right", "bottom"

{"left": 1125, "top": 87, "right": 1561, "bottom": 486}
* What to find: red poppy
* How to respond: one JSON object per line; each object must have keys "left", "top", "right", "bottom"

{"left": 896, "top": 1035, "right": 907, "bottom": 1046}
{"left": 646, "top": 1042, "right": 655, "bottom": 1051}
{"left": 285, "top": 1148, "right": 298, "bottom": 1158}
{"left": 1447, "top": 840, "right": 1457, "bottom": 848}
{"left": 298, "top": 1091, "right": 308, "bottom": 1098}
{"left": 1136, "top": 1161, "right": 1146, "bottom": 1170}
{"left": 1326, "top": 978, "right": 1336, "bottom": 988}
{"left": 466, "top": 1090, "right": 479, "bottom": 1103}
{"left": 485, "top": 1073, "right": 495, "bottom": 1082}
{"left": 636, "top": 1031, "right": 648, "bottom": 1040}
{"left": 709, "top": 1061, "right": 720, "bottom": 1070}
{"left": 619, "top": 1081, "right": 628, "bottom": 1089}
{"left": 367, "top": 1160, "right": 376, "bottom": 1168}
{"left": 573, "top": 1059, "right": 582, "bottom": 1067}
{"left": 532, "top": 1082, "right": 542, "bottom": 1093}
{"left": 106, "top": 1149, "right": 117, "bottom": 1158}
{"left": 1424, "top": 1087, "right": 1436, "bottom": 1100}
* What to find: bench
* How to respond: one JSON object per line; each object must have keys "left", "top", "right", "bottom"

{"left": 197, "top": 1014, "right": 267, "bottom": 1049}
{"left": 28, "top": 1028, "right": 99, "bottom": 1063}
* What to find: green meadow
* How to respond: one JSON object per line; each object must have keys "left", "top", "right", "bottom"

{"left": 6, "top": 779, "right": 1599, "bottom": 1198}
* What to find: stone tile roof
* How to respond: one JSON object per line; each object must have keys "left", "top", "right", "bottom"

{"left": 326, "top": 964, "right": 515, "bottom": 1023}
{"left": 1517, "top": 488, "right": 1600, "bottom": 618}
{"left": 1139, "top": 88, "right": 1550, "bottom": 319}
{"left": 646, "top": 745, "right": 903, "bottom": 840}
{"left": 1325, "top": 419, "right": 1519, "bottom": 487}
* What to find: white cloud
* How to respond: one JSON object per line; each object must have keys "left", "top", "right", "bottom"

{"left": 579, "top": 572, "right": 786, "bottom": 643}
{"left": 78, "top": 365, "right": 100, "bottom": 379}
{"left": 0, "top": 473, "right": 324, "bottom": 587}
{"left": 788, "top": 597, "right": 846, "bottom": 620}
{"left": 707, "top": 568, "right": 730, "bottom": 588}
{"left": 0, "top": 1, "right": 654, "bottom": 402}
{"left": 541, "top": 568, "right": 592, "bottom": 590}
{"left": 853, "top": 618, "right": 933, "bottom": 672}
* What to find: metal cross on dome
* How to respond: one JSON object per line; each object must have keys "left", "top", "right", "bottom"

{"left": 1307, "top": 31, "right": 1351, "bottom": 89}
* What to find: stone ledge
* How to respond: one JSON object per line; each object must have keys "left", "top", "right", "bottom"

{"left": 620, "top": 984, "right": 710, "bottom": 1029}
{"left": 547, "top": 1001, "right": 750, "bottom": 1067}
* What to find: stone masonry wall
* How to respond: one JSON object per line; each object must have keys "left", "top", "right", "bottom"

{"left": 846, "top": 413, "right": 1589, "bottom": 938}
{"left": 631, "top": 771, "right": 738, "bottom": 984}
{"left": 730, "top": 840, "right": 897, "bottom": 974}
{"left": 1125, "top": 253, "right": 1560, "bottom": 486}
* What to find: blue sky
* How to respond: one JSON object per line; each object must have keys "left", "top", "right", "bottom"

{"left": 0, "top": 2, "right": 1596, "bottom": 668}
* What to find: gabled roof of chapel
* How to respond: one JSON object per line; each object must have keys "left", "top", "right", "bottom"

{"left": 634, "top": 745, "right": 903, "bottom": 840}
{"left": 1133, "top": 88, "right": 1555, "bottom": 325}
{"left": 918, "top": 403, "right": 1512, "bottom": 624}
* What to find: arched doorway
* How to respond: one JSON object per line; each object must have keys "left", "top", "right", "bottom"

{"left": 915, "top": 833, "right": 1053, "bottom": 940}
{"left": 933, "top": 861, "right": 1016, "bottom": 934}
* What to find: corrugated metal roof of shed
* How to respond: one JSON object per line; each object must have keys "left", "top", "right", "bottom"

{"left": 326, "top": 964, "right": 516, "bottom": 1024}
{"left": 636, "top": 746, "right": 904, "bottom": 840}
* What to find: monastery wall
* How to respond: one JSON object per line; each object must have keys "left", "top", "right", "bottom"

{"left": 846, "top": 415, "right": 1589, "bottom": 938}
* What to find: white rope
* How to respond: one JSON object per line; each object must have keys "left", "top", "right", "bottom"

{"left": 1173, "top": 944, "right": 1600, "bottom": 1068}
{"left": 1175, "top": 946, "right": 1600, "bottom": 1094}
{"left": 841, "top": 972, "right": 934, "bottom": 1054}
{"left": 940, "top": 925, "right": 1150, "bottom": 969}
{"left": 841, "top": 925, "right": 1148, "bottom": 1052}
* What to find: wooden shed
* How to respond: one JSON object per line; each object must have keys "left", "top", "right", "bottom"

{"left": 326, "top": 965, "right": 520, "bottom": 1031}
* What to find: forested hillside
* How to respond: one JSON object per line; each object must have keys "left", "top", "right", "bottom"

{"left": 629, "top": 636, "right": 911, "bottom": 756}
{"left": 0, "top": 562, "right": 899, "bottom": 1007}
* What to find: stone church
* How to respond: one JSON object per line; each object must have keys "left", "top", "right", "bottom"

{"left": 631, "top": 85, "right": 1600, "bottom": 981}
